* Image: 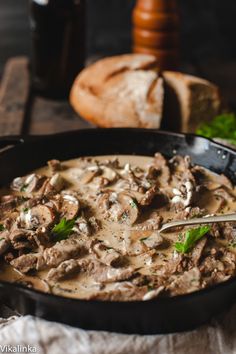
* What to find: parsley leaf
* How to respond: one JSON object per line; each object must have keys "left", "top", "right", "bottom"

{"left": 52, "top": 218, "right": 75, "bottom": 241}
{"left": 196, "top": 113, "right": 236, "bottom": 146}
{"left": 0, "top": 224, "right": 5, "bottom": 232}
{"left": 175, "top": 226, "right": 210, "bottom": 254}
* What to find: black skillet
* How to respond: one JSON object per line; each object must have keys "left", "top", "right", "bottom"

{"left": 0, "top": 129, "right": 236, "bottom": 335}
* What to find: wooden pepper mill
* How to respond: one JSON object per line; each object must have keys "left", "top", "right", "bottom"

{"left": 132, "top": 0, "right": 180, "bottom": 70}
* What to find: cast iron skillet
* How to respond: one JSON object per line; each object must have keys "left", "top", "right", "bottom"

{"left": 0, "top": 129, "right": 236, "bottom": 335}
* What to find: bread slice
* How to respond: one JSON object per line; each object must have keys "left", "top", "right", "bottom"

{"left": 70, "top": 54, "right": 164, "bottom": 128}
{"left": 162, "top": 71, "right": 222, "bottom": 133}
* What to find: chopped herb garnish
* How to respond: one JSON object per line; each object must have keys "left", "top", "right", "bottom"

{"left": 178, "top": 233, "right": 184, "bottom": 241}
{"left": 147, "top": 285, "right": 154, "bottom": 292}
{"left": 228, "top": 241, "right": 236, "bottom": 248}
{"left": 130, "top": 200, "right": 137, "bottom": 208}
{"left": 23, "top": 208, "right": 29, "bottom": 213}
{"left": 121, "top": 212, "right": 128, "bottom": 221}
{"left": 175, "top": 226, "right": 210, "bottom": 254}
{"left": 20, "top": 184, "right": 29, "bottom": 192}
{"left": 0, "top": 237, "right": 4, "bottom": 241}
{"left": 52, "top": 218, "right": 76, "bottom": 241}
{"left": 0, "top": 224, "right": 5, "bottom": 232}
{"left": 196, "top": 113, "right": 236, "bottom": 146}
{"left": 140, "top": 237, "right": 149, "bottom": 242}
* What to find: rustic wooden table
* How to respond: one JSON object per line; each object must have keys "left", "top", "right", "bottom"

{"left": 1, "top": 56, "right": 236, "bottom": 138}
{"left": 0, "top": 57, "right": 91, "bottom": 137}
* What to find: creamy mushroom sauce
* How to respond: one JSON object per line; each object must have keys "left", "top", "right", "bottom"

{"left": 0, "top": 154, "right": 236, "bottom": 301}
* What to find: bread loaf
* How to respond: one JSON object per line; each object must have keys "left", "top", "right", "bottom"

{"left": 70, "top": 54, "right": 223, "bottom": 132}
{"left": 70, "top": 54, "right": 164, "bottom": 129}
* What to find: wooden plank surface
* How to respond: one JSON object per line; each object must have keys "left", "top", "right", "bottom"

{"left": 0, "top": 56, "right": 91, "bottom": 136}
{"left": 0, "top": 57, "right": 30, "bottom": 135}
{"left": 30, "top": 97, "right": 91, "bottom": 135}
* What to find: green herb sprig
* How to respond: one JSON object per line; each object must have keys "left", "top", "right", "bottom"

{"left": 52, "top": 218, "right": 75, "bottom": 241}
{"left": 175, "top": 226, "right": 210, "bottom": 254}
{"left": 196, "top": 113, "right": 236, "bottom": 146}
{"left": 0, "top": 224, "right": 5, "bottom": 232}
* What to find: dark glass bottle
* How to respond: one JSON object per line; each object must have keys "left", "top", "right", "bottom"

{"left": 29, "top": 0, "right": 86, "bottom": 99}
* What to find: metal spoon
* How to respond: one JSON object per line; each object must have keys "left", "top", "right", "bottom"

{"left": 159, "top": 213, "right": 236, "bottom": 233}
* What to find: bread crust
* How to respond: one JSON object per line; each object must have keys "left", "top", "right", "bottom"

{"left": 70, "top": 54, "right": 222, "bottom": 132}
{"left": 70, "top": 54, "right": 164, "bottom": 128}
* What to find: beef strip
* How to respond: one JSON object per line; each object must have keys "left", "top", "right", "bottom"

{"left": 9, "top": 229, "right": 36, "bottom": 250}
{"left": 223, "top": 223, "right": 236, "bottom": 242}
{"left": 135, "top": 213, "right": 162, "bottom": 231}
{"left": 160, "top": 252, "right": 187, "bottom": 276}
{"left": 0, "top": 231, "right": 10, "bottom": 256}
{"left": 88, "top": 286, "right": 148, "bottom": 301}
{"left": 139, "top": 185, "right": 160, "bottom": 206}
{"left": 47, "top": 259, "right": 80, "bottom": 281}
{"left": 10, "top": 253, "right": 45, "bottom": 273}
{"left": 77, "top": 259, "right": 136, "bottom": 284}
{"left": 167, "top": 267, "right": 201, "bottom": 296}
{"left": 152, "top": 153, "right": 171, "bottom": 186}
{"left": 91, "top": 242, "right": 127, "bottom": 267}
{"left": 190, "top": 238, "right": 208, "bottom": 266}
{"left": 43, "top": 236, "right": 88, "bottom": 267}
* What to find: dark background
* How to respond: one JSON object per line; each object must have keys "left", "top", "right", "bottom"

{"left": 0, "top": 0, "right": 236, "bottom": 105}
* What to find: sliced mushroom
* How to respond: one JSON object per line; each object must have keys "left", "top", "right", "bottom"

{"left": 97, "top": 191, "right": 139, "bottom": 225}
{"left": 101, "top": 166, "right": 117, "bottom": 183}
{"left": 24, "top": 174, "right": 47, "bottom": 193}
{"left": 47, "top": 159, "right": 61, "bottom": 174}
{"left": 117, "top": 193, "right": 139, "bottom": 225}
{"left": 80, "top": 165, "right": 101, "bottom": 184}
{"left": 11, "top": 174, "right": 46, "bottom": 193}
{"left": 60, "top": 192, "right": 80, "bottom": 220}
{"left": 48, "top": 173, "right": 65, "bottom": 192}
{"left": 11, "top": 176, "right": 25, "bottom": 191}
{"left": 17, "top": 205, "right": 55, "bottom": 230}
{"left": 171, "top": 179, "right": 194, "bottom": 208}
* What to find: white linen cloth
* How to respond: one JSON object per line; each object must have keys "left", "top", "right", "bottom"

{"left": 0, "top": 303, "right": 236, "bottom": 354}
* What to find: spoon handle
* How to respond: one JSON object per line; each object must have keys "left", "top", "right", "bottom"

{"left": 160, "top": 213, "right": 236, "bottom": 233}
